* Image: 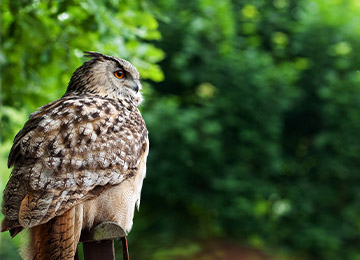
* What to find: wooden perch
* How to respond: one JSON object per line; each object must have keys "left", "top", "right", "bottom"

{"left": 75, "top": 222, "right": 129, "bottom": 260}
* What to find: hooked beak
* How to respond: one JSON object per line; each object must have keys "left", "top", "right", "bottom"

{"left": 134, "top": 83, "right": 139, "bottom": 93}
{"left": 127, "top": 81, "right": 140, "bottom": 93}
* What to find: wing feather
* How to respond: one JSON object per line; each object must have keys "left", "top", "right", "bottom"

{"left": 2, "top": 95, "right": 148, "bottom": 228}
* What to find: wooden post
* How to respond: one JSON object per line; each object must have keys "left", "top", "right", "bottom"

{"left": 77, "top": 222, "right": 128, "bottom": 260}
{"left": 83, "top": 240, "right": 115, "bottom": 260}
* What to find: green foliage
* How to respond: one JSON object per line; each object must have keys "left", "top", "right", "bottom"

{"left": 2, "top": 0, "right": 360, "bottom": 260}
{"left": 132, "top": 0, "right": 360, "bottom": 259}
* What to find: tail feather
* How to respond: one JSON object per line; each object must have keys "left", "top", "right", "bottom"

{"left": 24, "top": 205, "right": 83, "bottom": 260}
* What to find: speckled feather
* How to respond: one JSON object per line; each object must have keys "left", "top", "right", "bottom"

{"left": 1, "top": 52, "right": 149, "bottom": 260}
{"left": 3, "top": 94, "right": 147, "bottom": 227}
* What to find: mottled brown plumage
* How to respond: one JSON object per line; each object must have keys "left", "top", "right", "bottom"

{"left": 1, "top": 52, "right": 149, "bottom": 260}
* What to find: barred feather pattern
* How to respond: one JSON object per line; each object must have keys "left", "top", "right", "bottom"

{"left": 26, "top": 206, "right": 82, "bottom": 260}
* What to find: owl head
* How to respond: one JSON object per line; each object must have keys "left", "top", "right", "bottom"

{"left": 65, "top": 51, "right": 143, "bottom": 106}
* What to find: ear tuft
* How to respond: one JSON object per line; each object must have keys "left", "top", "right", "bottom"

{"left": 83, "top": 51, "right": 108, "bottom": 60}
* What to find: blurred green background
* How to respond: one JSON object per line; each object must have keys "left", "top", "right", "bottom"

{"left": 1, "top": 0, "right": 360, "bottom": 259}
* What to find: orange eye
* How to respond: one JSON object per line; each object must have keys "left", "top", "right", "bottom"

{"left": 114, "top": 70, "right": 125, "bottom": 79}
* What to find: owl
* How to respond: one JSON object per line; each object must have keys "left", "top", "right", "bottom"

{"left": 1, "top": 52, "right": 149, "bottom": 260}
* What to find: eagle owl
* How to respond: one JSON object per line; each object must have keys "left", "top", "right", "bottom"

{"left": 1, "top": 52, "right": 149, "bottom": 259}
